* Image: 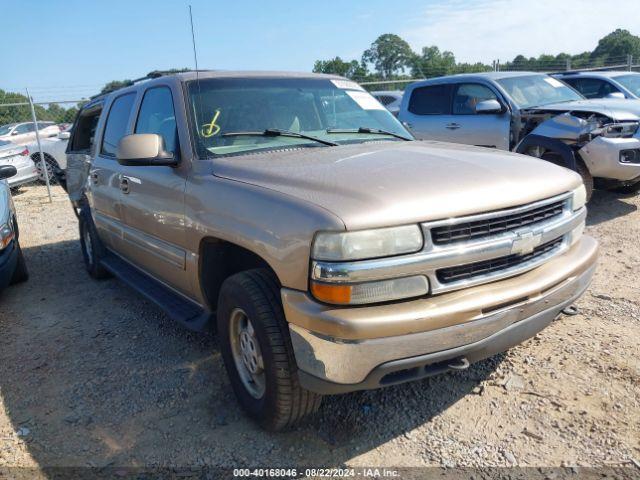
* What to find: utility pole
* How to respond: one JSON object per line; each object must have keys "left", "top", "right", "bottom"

{"left": 26, "top": 89, "right": 52, "bottom": 203}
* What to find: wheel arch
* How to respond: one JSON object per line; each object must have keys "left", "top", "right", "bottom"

{"left": 515, "top": 134, "right": 578, "bottom": 171}
{"left": 198, "top": 237, "right": 282, "bottom": 313}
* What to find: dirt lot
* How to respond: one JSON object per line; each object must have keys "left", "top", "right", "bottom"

{"left": 0, "top": 184, "right": 639, "bottom": 471}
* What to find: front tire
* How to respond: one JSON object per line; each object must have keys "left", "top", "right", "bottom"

{"left": 79, "top": 210, "right": 110, "bottom": 279}
{"left": 10, "top": 243, "right": 29, "bottom": 284}
{"left": 217, "top": 269, "right": 322, "bottom": 431}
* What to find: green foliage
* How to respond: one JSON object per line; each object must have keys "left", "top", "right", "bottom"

{"left": 313, "top": 29, "right": 640, "bottom": 87}
{"left": 0, "top": 89, "right": 81, "bottom": 126}
{"left": 100, "top": 80, "right": 134, "bottom": 94}
{"left": 362, "top": 34, "right": 415, "bottom": 78}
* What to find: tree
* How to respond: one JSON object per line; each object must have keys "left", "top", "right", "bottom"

{"left": 591, "top": 29, "right": 640, "bottom": 63}
{"left": 312, "top": 57, "right": 368, "bottom": 79}
{"left": 411, "top": 46, "right": 457, "bottom": 77}
{"left": 362, "top": 34, "right": 415, "bottom": 78}
{"left": 100, "top": 80, "right": 134, "bottom": 94}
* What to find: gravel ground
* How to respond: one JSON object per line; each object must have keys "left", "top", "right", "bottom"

{"left": 0, "top": 184, "right": 638, "bottom": 471}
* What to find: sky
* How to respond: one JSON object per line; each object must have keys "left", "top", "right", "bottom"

{"left": 1, "top": 0, "right": 638, "bottom": 103}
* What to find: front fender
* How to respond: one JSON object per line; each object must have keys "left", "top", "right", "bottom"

{"left": 515, "top": 134, "right": 577, "bottom": 171}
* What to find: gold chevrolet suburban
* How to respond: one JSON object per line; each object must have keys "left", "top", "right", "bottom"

{"left": 64, "top": 71, "right": 597, "bottom": 431}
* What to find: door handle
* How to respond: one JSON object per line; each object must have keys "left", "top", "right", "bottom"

{"left": 445, "top": 123, "right": 461, "bottom": 130}
{"left": 119, "top": 177, "right": 130, "bottom": 194}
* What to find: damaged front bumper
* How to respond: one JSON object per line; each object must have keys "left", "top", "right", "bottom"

{"left": 282, "top": 236, "right": 597, "bottom": 394}
{"left": 579, "top": 135, "right": 640, "bottom": 181}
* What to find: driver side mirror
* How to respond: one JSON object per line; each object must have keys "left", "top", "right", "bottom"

{"left": 58, "top": 131, "right": 71, "bottom": 140}
{"left": 0, "top": 165, "right": 17, "bottom": 180}
{"left": 116, "top": 134, "right": 177, "bottom": 167}
{"left": 475, "top": 99, "right": 504, "bottom": 114}
{"left": 605, "top": 92, "right": 626, "bottom": 99}
{"left": 10, "top": 131, "right": 19, "bottom": 136}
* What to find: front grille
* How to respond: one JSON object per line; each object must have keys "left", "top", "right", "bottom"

{"left": 437, "top": 238, "right": 563, "bottom": 284}
{"left": 431, "top": 200, "right": 564, "bottom": 245}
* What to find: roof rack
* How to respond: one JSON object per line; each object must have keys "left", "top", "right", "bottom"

{"left": 89, "top": 69, "right": 214, "bottom": 99}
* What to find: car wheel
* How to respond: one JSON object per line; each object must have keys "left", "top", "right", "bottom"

{"left": 217, "top": 269, "right": 322, "bottom": 431}
{"left": 609, "top": 181, "right": 640, "bottom": 195}
{"left": 10, "top": 243, "right": 29, "bottom": 284}
{"left": 79, "top": 210, "right": 110, "bottom": 279}
{"left": 32, "top": 153, "right": 59, "bottom": 185}
{"left": 536, "top": 151, "right": 593, "bottom": 201}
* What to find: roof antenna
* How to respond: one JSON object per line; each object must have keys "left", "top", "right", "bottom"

{"left": 188, "top": 5, "right": 204, "bottom": 144}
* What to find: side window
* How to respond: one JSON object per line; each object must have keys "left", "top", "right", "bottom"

{"left": 408, "top": 85, "right": 452, "bottom": 115}
{"left": 568, "top": 78, "right": 618, "bottom": 99}
{"left": 69, "top": 106, "right": 103, "bottom": 153}
{"left": 101, "top": 93, "right": 136, "bottom": 157}
{"left": 14, "top": 123, "right": 34, "bottom": 134}
{"left": 135, "top": 87, "right": 177, "bottom": 154}
{"left": 453, "top": 83, "right": 499, "bottom": 114}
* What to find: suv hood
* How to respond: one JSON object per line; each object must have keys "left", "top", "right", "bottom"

{"left": 212, "top": 141, "right": 581, "bottom": 230}
{"left": 525, "top": 99, "right": 640, "bottom": 121}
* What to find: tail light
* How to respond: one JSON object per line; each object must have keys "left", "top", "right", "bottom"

{"left": 20, "top": 148, "right": 29, "bottom": 156}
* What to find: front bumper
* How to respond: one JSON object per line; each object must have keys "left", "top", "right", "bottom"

{"left": 579, "top": 136, "right": 640, "bottom": 181}
{"left": 283, "top": 236, "right": 597, "bottom": 393}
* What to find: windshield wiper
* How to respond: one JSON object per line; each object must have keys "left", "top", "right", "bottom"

{"left": 326, "top": 127, "right": 412, "bottom": 141}
{"left": 222, "top": 129, "right": 338, "bottom": 147}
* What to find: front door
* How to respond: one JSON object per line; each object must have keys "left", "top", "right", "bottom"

{"left": 447, "top": 83, "right": 510, "bottom": 149}
{"left": 117, "top": 86, "right": 190, "bottom": 295}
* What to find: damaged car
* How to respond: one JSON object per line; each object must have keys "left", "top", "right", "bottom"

{"left": 399, "top": 71, "right": 640, "bottom": 199}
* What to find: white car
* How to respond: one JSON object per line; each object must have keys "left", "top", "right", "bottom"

{"left": 371, "top": 91, "right": 404, "bottom": 116}
{"left": 28, "top": 130, "right": 70, "bottom": 183}
{"left": 0, "top": 141, "right": 38, "bottom": 188}
{"left": 0, "top": 122, "right": 60, "bottom": 146}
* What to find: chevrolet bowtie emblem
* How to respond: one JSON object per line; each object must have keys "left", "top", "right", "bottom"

{"left": 511, "top": 231, "right": 542, "bottom": 255}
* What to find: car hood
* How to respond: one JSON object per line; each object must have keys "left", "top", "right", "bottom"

{"left": 212, "top": 141, "right": 581, "bottom": 230}
{"left": 526, "top": 99, "right": 640, "bottom": 121}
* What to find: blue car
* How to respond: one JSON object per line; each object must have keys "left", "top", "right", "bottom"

{"left": 0, "top": 165, "right": 28, "bottom": 293}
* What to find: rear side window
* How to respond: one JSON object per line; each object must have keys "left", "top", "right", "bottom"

{"left": 101, "top": 93, "right": 136, "bottom": 156}
{"left": 135, "top": 87, "right": 177, "bottom": 154}
{"left": 69, "top": 105, "right": 103, "bottom": 153}
{"left": 408, "top": 85, "right": 452, "bottom": 115}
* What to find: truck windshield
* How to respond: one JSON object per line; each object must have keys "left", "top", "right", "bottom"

{"left": 186, "top": 77, "right": 412, "bottom": 157}
{"left": 496, "top": 74, "right": 584, "bottom": 109}
{"left": 614, "top": 74, "right": 640, "bottom": 97}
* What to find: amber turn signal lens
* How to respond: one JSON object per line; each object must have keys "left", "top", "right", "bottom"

{"left": 310, "top": 282, "right": 352, "bottom": 305}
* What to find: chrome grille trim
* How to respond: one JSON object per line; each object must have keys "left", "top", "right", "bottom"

{"left": 311, "top": 192, "right": 585, "bottom": 295}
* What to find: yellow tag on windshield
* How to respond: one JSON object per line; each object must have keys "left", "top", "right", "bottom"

{"left": 201, "top": 110, "right": 221, "bottom": 138}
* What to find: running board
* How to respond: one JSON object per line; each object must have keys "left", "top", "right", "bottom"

{"left": 100, "top": 253, "right": 211, "bottom": 331}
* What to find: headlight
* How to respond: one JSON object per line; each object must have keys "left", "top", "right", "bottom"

{"left": 0, "top": 223, "right": 14, "bottom": 250}
{"left": 311, "top": 275, "right": 429, "bottom": 305}
{"left": 312, "top": 225, "right": 423, "bottom": 261}
{"left": 571, "top": 184, "right": 587, "bottom": 211}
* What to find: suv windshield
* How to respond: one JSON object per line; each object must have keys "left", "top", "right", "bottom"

{"left": 496, "top": 74, "right": 584, "bottom": 109}
{"left": 614, "top": 74, "right": 640, "bottom": 97}
{"left": 187, "top": 77, "right": 412, "bottom": 157}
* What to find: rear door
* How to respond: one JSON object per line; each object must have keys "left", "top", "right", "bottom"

{"left": 448, "top": 82, "right": 510, "bottom": 149}
{"left": 117, "top": 85, "right": 190, "bottom": 294}
{"left": 399, "top": 84, "right": 455, "bottom": 141}
{"left": 88, "top": 92, "right": 137, "bottom": 251}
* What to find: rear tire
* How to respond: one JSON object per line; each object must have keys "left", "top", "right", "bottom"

{"left": 609, "top": 181, "right": 640, "bottom": 195}
{"left": 217, "top": 269, "right": 322, "bottom": 431}
{"left": 79, "top": 210, "right": 110, "bottom": 279}
{"left": 10, "top": 243, "right": 29, "bottom": 284}
{"left": 32, "top": 153, "right": 59, "bottom": 185}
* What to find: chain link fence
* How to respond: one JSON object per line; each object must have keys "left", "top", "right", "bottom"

{"left": 0, "top": 95, "right": 86, "bottom": 201}
{"left": 355, "top": 55, "right": 638, "bottom": 91}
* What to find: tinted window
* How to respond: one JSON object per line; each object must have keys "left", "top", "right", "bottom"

{"left": 135, "top": 87, "right": 177, "bottom": 154}
{"left": 564, "top": 78, "right": 619, "bottom": 99}
{"left": 69, "top": 105, "right": 103, "bottom": 153}
{"left": 101, "top": 93, "right": 135, "bottom": 156}
{"left": 408, "top": 85, "right": 452, "bottom": 115}
{"left": 453, "top": 83, "right": 498, "bottom": 114}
